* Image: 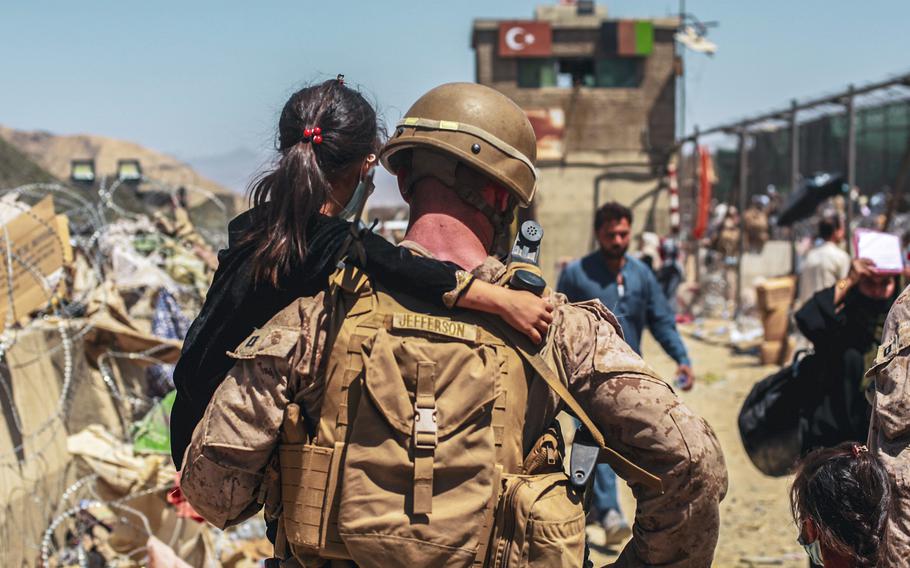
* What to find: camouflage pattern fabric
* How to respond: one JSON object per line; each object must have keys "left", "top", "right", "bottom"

{"left": 865, "top": 284, "right": 910, "bottom": 565}
{"left": 181, "top": 254, "right": 728, "bottom": 567}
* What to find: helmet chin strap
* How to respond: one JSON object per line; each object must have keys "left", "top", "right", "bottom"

{"left": 404, "top": 149, "right": 516, "bottom": 252}
{"left": 448, "top": 182, "right": 515, "bottom": 251}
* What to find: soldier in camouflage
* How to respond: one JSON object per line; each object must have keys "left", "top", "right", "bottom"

{"left": 865, "top": 283, "right": 910, "bottom": 565}
{"left": 181, "top": 83, "right": 728, "bottom": 567}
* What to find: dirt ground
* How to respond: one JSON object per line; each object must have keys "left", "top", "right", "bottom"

{"left": 590, "top": 322, "right": 807, "bottom": 568}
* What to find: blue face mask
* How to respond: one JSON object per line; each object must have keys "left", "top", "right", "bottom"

{"left": 798, "top": 534, "right": 825, "bottom": 566}
{"left": 338, "top": 167, "right": 376, "bottom": 221}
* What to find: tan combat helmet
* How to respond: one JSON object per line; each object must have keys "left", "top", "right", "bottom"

{"left": 380, "top": 82, "right": 538, "bottom": 207}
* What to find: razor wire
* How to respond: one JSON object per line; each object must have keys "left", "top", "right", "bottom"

{"left": 102, "top": 175, "right": 231, "bottom": 250}
{"left": 40, "top": 484, "right": 165, "bottom": 567}
{"left": 0, "top": 178, "right": 232, "bottom": 567}
{"left": 97, "top": 343, "right": 182, "bottom": 437}
{"left": 40, "top": 476, "right": 246, "bottom": 568}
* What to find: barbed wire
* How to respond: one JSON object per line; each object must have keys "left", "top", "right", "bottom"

{"left": 0, "top": 177, "right": 231, "bottom": 566}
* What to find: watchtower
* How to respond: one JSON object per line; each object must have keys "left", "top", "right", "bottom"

{"left": 472, "top": 2, "right": 679, "bottom": 281}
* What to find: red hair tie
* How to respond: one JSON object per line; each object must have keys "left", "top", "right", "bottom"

{"left": 851, "top": 444, "right": 868, "bottom": 458}
{"left": 302, "top": 126, "right": 323, "bottom": 144}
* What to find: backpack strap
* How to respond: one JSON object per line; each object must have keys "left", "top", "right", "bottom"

{"left": 487, "top": 317, "right": 663, "bottom": 493}
{"left": 413, "top": 361, "right": 438, "bottom": 515}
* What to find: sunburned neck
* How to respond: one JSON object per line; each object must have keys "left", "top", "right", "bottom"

{"left": 405, "top": 213, "right": 489, "bottom": 270}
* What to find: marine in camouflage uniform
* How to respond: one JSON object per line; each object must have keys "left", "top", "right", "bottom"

{"left": 865, "top": 283, "right": 910, "bottom": 564}
{"left": 180, "top": 83, "right": 727, "bottom": 567}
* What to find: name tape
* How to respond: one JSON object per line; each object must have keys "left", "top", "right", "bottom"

{"left": 391, "top": 313, "right": 477, "bottom": 342}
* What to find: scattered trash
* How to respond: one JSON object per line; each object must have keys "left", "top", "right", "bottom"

{"left": 0, "top": 179, "right": 270, "bottom": 567}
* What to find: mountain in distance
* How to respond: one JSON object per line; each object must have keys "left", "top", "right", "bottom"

{"left": 0, "top": 135, "right": 58, "bottom": 188}
{"left": 186, "top": 146, "right": 408, "bottom": 208}
{"left": 0, "top": 125, "right": 408, "bottom": 211}
{"left": 0, "top": 125, "right": 241, "bottom": 209}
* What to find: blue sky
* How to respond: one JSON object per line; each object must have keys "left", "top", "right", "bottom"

{"left": 2, "top": 1, "right": 909, "bottom": 167}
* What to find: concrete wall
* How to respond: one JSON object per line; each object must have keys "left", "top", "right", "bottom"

{"left": 535, "top": 154, "right": 670, "bottom": 284}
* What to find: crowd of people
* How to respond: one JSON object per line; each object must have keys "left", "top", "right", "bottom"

{"left": 788, "top": 212, "right": 907, "bottom": 566}
{"left": 551, "top": 190, "right": 907, "bottom": 563}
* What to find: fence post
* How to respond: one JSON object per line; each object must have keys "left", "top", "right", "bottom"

{"left": 789, "top": 100, "right": 800, "bottom": 276}
{"left": 736, "top": 129, "right": 749, "bottom": 318}
{"left": 845, "top": 85, "right": 856, "bottom": 254}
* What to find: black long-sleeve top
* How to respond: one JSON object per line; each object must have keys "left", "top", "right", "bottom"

{"left": 171, "top": 209, "right": 466, "bottom": 467}
{"left": 793, "top": 285, "right": 889, "bottom": 453}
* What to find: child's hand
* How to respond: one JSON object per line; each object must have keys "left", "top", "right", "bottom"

{"left": 495, "top": 288, "right": 554, "bottom": 344}
{"left": 457, "top": 279, "right": 554, "bottom": 343}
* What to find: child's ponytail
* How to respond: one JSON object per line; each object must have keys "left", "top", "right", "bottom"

{"left": 244, "top": 77, "right": 381, "bottom": 287}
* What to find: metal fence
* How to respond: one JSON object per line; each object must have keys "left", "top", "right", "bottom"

{"left": 676, "top": 71, "right": 910, "bottom": 317}
{"left": 710, "top": 97, "right": 910, "bottom": 204}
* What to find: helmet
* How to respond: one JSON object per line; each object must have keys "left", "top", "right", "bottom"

{"left": 380, "top": 82, "right": 538, "bottom": 207}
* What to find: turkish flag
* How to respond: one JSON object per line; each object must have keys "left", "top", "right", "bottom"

{"left": 499, "top": 22, "right": 552, "bottom": 57}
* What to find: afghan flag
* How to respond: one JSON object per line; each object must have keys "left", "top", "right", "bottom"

{"left": 601, "top": 20, "right": 653, "bottom": 56}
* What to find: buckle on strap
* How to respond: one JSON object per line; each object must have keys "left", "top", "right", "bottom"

{"left": 414, "top": 403, "right": 438, "bottom": 449}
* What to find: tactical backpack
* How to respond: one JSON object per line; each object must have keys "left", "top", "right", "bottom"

{"left": 275, "top": 266, "right": 658, "bottom": 568}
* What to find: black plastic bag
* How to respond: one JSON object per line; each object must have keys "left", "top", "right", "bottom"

{"left": 738, "top": 351, "right": 813, "bottom": 476}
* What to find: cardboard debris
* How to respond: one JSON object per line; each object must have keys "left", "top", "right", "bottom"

{"left": 755, "top": 276, "right": 796, "bottom": 343}
{"left": 0, "top": 196, "right": 72, "bottom": 332}
{"left": 67, "top": 425, "right": 171, "bottom": 496}
{"left": 0, "top": 183, "right": 238, "bottom": 567}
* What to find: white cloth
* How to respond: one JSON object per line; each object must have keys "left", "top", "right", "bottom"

{"left": 798, "top": 241, "right": 851, "bottom": 305}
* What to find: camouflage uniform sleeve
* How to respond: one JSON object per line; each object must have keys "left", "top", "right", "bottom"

{"left": 866, "top": 285, "right": 910, "bottom": 565}
{"left": 555, "top": 299, "right": 728, "bottom": 568}
{"left": 180, "top": 318, "right": 304, "bottom": 529}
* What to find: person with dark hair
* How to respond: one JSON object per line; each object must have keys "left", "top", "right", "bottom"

{"left": 790, "top": 442, "right": 894, "bottom": 567}
{"left": 795, "top": 257, "right": 897, "bottom": 460}
{"left": 170, "top": 77, "right": 554, "bottom": 469}
{"left": 556, "top": 200, "right": 694, "bottom": 545}
{"left": 592, "top": 201, "right": 633, "bottom": 235}
{"left": 797, "top": 215, "right": 850, "bottom": 306}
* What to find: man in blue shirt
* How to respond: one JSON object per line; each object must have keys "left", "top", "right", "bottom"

{"left": 557, "top": 201, "right": 694, "bottom": 545}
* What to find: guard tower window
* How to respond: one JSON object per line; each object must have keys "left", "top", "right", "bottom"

{"left": 557, "top": 59, "right": 595, "bottom": 87}
{"left": 595, "top": 58, "right": 642, "bottom": 88}
{"left": 518, "top": 59, "right": 557, "bottom": 88}
{"left": 517, "top": 57, "right": 642, "bottom": 88}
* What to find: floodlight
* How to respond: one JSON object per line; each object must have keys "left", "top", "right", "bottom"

{"left": 117, "top": 159, "right": 142, "bottom": 182}
{"left": 70, "top": 160, "right": 96, "bottom": 183}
